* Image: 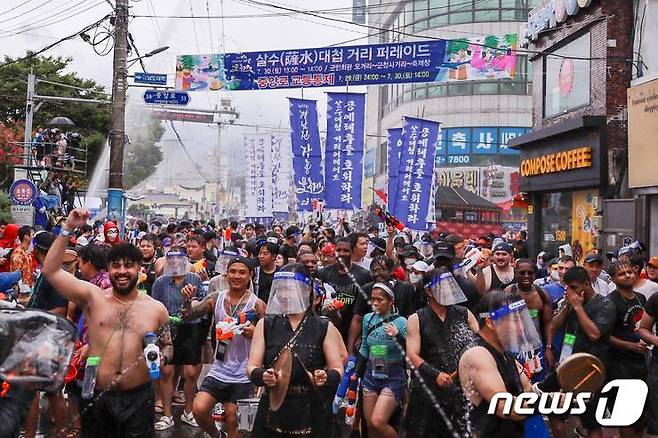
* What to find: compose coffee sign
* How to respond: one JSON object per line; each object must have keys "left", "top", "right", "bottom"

{"left": 520, "top": 146, "right": 592, "bottom": 177}
{"left": 527, "top": 0, "right": 593, "bottom": 41}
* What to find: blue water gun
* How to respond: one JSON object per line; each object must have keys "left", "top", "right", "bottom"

{"left": 332, "top": 355, "right": 356, "bottom": 414}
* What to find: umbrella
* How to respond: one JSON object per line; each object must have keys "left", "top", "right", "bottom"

{"left": 47, "top": 116, "right": 75, "bottom": 127}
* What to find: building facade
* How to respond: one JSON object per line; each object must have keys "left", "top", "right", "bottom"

{"left": 365, "top": 0, "right": 542, "bottom": 230}
{"left": 510, "top": 0, "right": 635, "bottom": 259}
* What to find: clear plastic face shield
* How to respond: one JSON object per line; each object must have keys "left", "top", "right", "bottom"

{"left": 266, "top": 271, "right": 313, "bottom": 315}
{"left": 482, "top": 300, "right": 543, "bottom": 357}
{"left": 289, "top": 231, "right": 302, "bottom": 246}
{"left": 425, "top": 271, "right": 467, "bottom": 305}
{"left": 418, "top": 241, "right": 434, "bottom": 258}
{"left": 0, "top": 309, "right": 77, "bottom": 391}
{"left": 164, "top": 251, "right": 189, "bottom": 277}
{"left": 217, "top": 250, "right": 239, "bottom": 275}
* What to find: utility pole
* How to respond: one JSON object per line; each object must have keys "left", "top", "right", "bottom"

{"left": 107, "top": 0, "right": 129, "bottom": 223}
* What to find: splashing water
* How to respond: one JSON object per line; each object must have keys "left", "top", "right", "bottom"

{"left": 85, "top": 139, "right": 109, "bottom": 200}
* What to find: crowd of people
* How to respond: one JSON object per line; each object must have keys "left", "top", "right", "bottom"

{"left": 31, "top": 128, "right": 81, "bottom": 170}
{"left": 1, "top": 209, "right": 658, "bottom": 438}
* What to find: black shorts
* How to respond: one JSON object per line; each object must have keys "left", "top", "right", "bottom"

{"left": 171, "top": 323, "right": 204, "bottom": 365}
{"left": 80, "top": 382, "right": 155, "bottom": 438}
{"left": 647, "top": 361, "right": 658, "bottom": 434}
{"left": 199, "top": 376, "right": 253, "bottom": 404}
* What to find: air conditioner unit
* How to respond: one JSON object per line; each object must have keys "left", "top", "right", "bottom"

{"left": 591, "top": 215, "right": 602, "bottom": 229}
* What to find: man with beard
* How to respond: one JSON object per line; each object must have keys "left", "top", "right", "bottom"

{"left": 348, "top": 255, "right": 416, "bottom": 355}
{"left": 316, "top": 237, "right": 372, "bottom": 342}
{"left": 405, "top": 268, "right": 479, "bottom": 437}
{"left": 432, "top": 241, "right": 480, "bottom": 312}
{"left": 474, "top": 242, "right": 516, "bottom": 294}
{"left": 42, "top": 209, "right": 173, "bottom": 437}
{"left": 138, "top": 233, "right": 158, "bottom": 295}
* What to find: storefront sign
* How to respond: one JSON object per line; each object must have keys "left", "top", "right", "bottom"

{"left": 627, "top": 78, "right": 658, "bottom": 189}
{"left": 527, "top": 0, "right": 593, "bottom": 41}
{"left": 520, "top": 146, "right": 592, "bottom": 177}
{"left": 436, "top": 126, "right": 528, "bottom": 167}
{"left": 436, "top": 166, "right": 520, "bottom": 205}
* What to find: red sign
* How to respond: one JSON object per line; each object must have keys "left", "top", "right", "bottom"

{"left": 152, "top": 110, "right": 214, "bottom": 123}
{"left": 436, "top": 221, "right": 503, "bottom": 239}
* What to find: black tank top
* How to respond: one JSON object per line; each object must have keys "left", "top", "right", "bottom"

{"left": 417, "top": 305, "right": 472, "bottom": 373}
{"left": 470, "top": 334, "right": 524, "bottom": 438}
{"left": 490, "top": 266, "right": 515, "bottom": 291}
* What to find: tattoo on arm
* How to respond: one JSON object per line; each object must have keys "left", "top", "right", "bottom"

{"left": 181, "top": 291, "right": 217, "bottom": 321}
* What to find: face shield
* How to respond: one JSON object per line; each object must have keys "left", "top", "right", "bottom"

{"left": 266, "top": 271, "right": 313, "bottom": 315}
{"left": 289, "top": 232, "right": 302, "bottom": 246}
{"left": 217, "top": 250, "right": 240, "bottom": 275}
{"left": 425, "top": 271, "right": 467, "bottom": 306}
{"left": 164, "top": 251, "right": 188, "bottom": 277}
{"left": 418, "top": 241, "right": 434, "bottom": 258}
{"left": 483, "top": 300, "right": 543, "bottom": 356}
{"left": 0, "top": 309, "right": 77, "bottom": 391}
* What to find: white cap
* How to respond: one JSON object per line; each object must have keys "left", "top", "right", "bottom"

{"left": 411, "top": 260, "right": 431, "bottom": 272}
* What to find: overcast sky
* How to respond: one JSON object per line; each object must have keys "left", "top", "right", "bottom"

{"left": 1, "top": 0, "right": 369, "bottom": 185}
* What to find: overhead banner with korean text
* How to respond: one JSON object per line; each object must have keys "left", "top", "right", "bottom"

{"left": 270, "top": 132, "right": 292, "bottom": 215}
{"left": 244, "top": 134, "right": 273, "bottom": 218}
{"left": 175, "top": 34, "right": 516, "bottom": 92}
{"left": 387, "top": 128, "right": 403, "bottom": 213}
{"left": 392, "top": 117, "right": 441, "bottom": 231}
{"left": 324, "top": 92, "right": 365, "bottom": 210}
{"left": 288, "top": 98, "right": 324, "bottom": 212}
{"left": 176, "top": 40, "right": 446, "bottom": 91}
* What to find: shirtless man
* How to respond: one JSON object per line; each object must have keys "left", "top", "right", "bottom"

{"left": 42, "top": 209, "right": 173, "bottom": 438}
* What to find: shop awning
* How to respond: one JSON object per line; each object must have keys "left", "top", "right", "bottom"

{"left": 435, "top": 186, "right": 502, "bottom": 212}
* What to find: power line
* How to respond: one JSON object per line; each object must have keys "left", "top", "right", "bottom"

{"left": 187, "top": 0, "right": 201, "bottom": 52}
{"left": 167, "top": 119, "right": 211, "bottom": 182}
{"left": 0, "top": 0, "right": 53, "bottom": 25}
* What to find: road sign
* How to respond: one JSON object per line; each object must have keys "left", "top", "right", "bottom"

{"left": 11, "top": 205, "right": 34, "bottom": 226}
{"left": 143, "top": 90, "right": 190, "bottom": 105}
{"left": 9, "top": 179, "right": 38, "bottom": 205}
{"left": 134, "top": 72, "right": 168, "bottom": 85}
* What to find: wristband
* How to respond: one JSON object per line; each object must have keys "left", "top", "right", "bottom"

{"left": 60, "top": 228, "right": 73, "bottom": 237}
{"left": 418, "top": 362, "right": 440, "bottom": 383}
{"left": 250, "top": 367, "right": 267, "bottom": 386}
{"left": 325, "top": 369, "right": 341, "bottom": 388}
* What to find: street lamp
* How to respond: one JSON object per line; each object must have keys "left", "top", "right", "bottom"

{"left": 127, "top": 46, "right": 170, "bottom": 68}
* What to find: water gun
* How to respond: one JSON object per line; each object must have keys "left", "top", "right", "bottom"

{"left": 332, "top": 356, "right": 356, "bottom": 414}
{"left": 215, "top": 320, "right": 252, "bottom": 341}
{"left": 169, "top": 315, "right": 183, "bottom": 325}
{"left": 137, "top": 269, "right": 148, "bottom": 285}
{"left": 232, "top": 310, "right": 258, "bottom": 325}
{"left": 344, "top": 374, "right": 359, "bottom": 426}
{"left": 374, "top": 207, "right": 405, "bottom": 232}
{"left": 191, "top": 259, "right": 208, "bottom": 273}
{"left": 323, "top": 294, "right": 345, "bottom": 311}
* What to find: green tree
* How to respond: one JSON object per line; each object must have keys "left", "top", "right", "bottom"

{"left": 0, "top": 53, "right": 111, "bottom": 184}
{"left": 0, "top": 192, "right": 12, "bottom": 222}
{"left": 123, "top": 107, "right": 164, "bottom": 189}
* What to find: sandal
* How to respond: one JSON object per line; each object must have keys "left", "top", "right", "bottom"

{"left": 66, "top": 429, "right": 81, "bottom": 438}
{"left": 173, "top": 392, "right": 185, "bottom": 405}
{"left": 155, "top": 402, "right": 164, "bottom": 414}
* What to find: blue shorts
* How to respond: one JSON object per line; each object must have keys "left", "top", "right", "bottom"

{"left": 362, "top": 364, "right": 407, "bottom": 402}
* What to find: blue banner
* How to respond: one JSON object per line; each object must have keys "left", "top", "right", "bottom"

{"left": 393, "top": 117, "right": 440, "bottom": 231}
{"left": 387, "top": 128, "right": 403, "bottom": 213}
{"left": 177, "top": 40, "right": 446, "bottom": 91}
{"left": 324, "top": 93, "right": 365, "bottom": 210}
{"left": 289, "top": 98, "right": 324, "bottom": 212}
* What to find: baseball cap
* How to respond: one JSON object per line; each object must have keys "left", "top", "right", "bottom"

{"left": 369, "top": 237, "right": 387, "bottom": 253}
{"left": 399, "top": 244, "right": 419, "bottom": 257}
{"left": 648, "top": 256, "right": 658, "bottom": 268}
{"left": 492, "top": 242, "right": 514, "bottom": 255}
{"left": 433, "top": 241, "right": 456, "bottom": 259}
{"left": 584, "top": 252, "right": 604, "bottom": 265}
{"left": 284, "top": 225, "right": 301, "bottom": 237}
{"left": 411, "top": 260, "right": 431, "bottom": 273}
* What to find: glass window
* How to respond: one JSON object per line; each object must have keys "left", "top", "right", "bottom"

{"left": 414, "top": 0, "right": 429, "bottom": 31}
{"left": 428, "top": 84, "right": 447, "bottom": 97}
{"left": 500, "top": 80, "right": 526, "bottom": 94}
{"left": 544, "top": 32, "right": 591, "bottom": 117}
{"left": 429, "top": 0, "right": 449, "bottom": 27}
{"left": 448, "top": 83, "right": 472, "bottom": 95}
{"left": 413, "top": 84, "right": 427, "bottom": 100}
{"left": 474, "top": 9, "right": 499, "bottom": 22}
{"left": 540, "top": 191, "right": 573, "bottom": 258}
{"left": 473, "top": 82, "right": 500, "bottom": 94}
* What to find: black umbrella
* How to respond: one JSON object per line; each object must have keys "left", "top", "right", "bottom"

{"left": 47, "top": 116, "right": 75, "bottom": 127}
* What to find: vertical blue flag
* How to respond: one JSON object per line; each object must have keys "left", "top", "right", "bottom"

{"left": 393, "top": 117, "right": 441, "bottom": 231}
{"left": 324, "top": 93, "right": 365, "bottom": 209}
{"left": 387, "top": 128, "right": 403, "bottom": 213}
{"left": 289, "top": 98, "right": 324, "bottom": 212}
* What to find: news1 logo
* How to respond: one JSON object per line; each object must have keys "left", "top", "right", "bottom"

{"left": 489, "top": 380, "right": 648, "bottom": 426}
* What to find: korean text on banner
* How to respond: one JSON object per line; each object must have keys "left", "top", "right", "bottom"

{"left": 245, "top": 134, "right": 273, "bottom": 218}
{"left": 324, "top": 93, "right": 365, "bottom": 210}
{"left": 393, "top": 117, "right": 441, "bottom": 231}
{"left": 270, "top": 133, "right": 292, "bottom": 213}
{"left": 387, "top": 128, "right": 403, "bottom": 213}
{"left": 289, "top": 98, "right": 324, "bottom": 212}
